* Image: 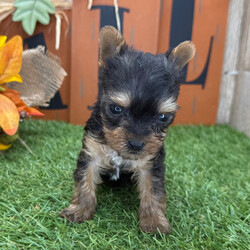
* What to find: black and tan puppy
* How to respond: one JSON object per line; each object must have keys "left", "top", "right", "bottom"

{"left": 60, "top": 26, "right": 195, "bottom": 235}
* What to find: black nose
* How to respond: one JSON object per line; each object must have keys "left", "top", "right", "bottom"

{"left": 127, "top": 140, "right": 145, "bottom": 151}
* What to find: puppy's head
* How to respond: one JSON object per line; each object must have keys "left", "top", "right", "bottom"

{"left": 98, "top": 26, "right": 195, "bottom": 159}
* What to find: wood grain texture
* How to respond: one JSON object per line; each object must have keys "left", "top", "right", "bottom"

{"left": 230, "top": 1, "right": 250, "bottom": 136}
{"left": 217, "top": 0, "right": 245, "bottom": 124}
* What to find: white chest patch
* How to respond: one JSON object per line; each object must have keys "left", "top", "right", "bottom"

{"left": 109, "top": 166, "right": 120, "bottom": 181}
{"left": 84, "top": 136, "right": 151, "bottom": 181}
{"left": 106, "top": 150, "right": 123, "bottom": 166}
{"left": 105, "top": 150, "right": 123, "bottom": 181}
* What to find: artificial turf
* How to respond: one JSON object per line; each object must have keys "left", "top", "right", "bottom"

{"left": 0, "top": 119, "right": 249, "bottom": 249}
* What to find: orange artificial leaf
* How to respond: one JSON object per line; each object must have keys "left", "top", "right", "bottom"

{"left": 0, "top": 87, "right": 21, "bottom": 105}
{"left": 25, "top": 107, "right": 44, "bottom": 116}
{"left": 0, "top": 94, "right": 20, "bottom": 135}
{"left": 1, "top": 87, "right": 44, "bottom": 116}
{"left": 0, "top": 142, "right": 12, "bottom": 150}
{"left": 0, "top": 36, "right": 7, "bottom": 50}
{"left": 0, "top": 35, "right": 23, "bottom": 84}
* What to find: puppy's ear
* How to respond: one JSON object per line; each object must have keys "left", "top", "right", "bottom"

{"left": 167, "top": 41, "right": 195, "bottom": 69}
{"left": 99, "top": 26, "right": 127, "bottom": 66}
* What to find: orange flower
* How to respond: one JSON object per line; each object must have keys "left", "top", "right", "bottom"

{"left": 0, "top": 35, "right": 23, "bottom": 84}
{"left": 0, "top": 35, "right": 44, "bottom": 150}
{"left": 0, "top": 94, "right": 20, "bottom": 136}
{"left": 2, "top": 87, "right": 44, "bottom": 116}
{"left": 0, "top": 35, "right": 23, "bottom": 142}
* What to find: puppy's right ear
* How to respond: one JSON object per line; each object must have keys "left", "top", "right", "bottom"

{"left": 99, "top": 26, "right": 127, "bottom": 67}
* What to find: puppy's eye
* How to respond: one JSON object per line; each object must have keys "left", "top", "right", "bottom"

{"left": 110, "top": 104, "right": 123, "bottom": 114}
{"left": 159, "top": 114, "right": 168, "bottom": 122}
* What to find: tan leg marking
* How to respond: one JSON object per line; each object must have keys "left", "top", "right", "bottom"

{"left": 137, "top": 169, "right": 171, "bottom": 235}
{"left": 59, "top": 161, "right": 101, "bottom": 223}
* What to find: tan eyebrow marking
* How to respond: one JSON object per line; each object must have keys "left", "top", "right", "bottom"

{"left": 158, "top": 97, "right": 179, "bottom": 113}
{"left": 109, "top": 92, "right": 131, "bottom": 107}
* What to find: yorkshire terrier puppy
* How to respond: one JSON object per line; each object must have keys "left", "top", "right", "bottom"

{"left": 60, "top": 26, "right": 195, "bottom": 235}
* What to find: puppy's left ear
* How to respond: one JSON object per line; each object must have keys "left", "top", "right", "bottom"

{"left": 99, "top": 26, "right": 127, "bottom": 67}
{"left": 167, "top": 41, "right": 195, "bottom": 70}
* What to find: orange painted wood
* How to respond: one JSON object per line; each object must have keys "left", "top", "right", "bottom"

{"left": 0, "top": 0, "right": 230, "bottom": 126}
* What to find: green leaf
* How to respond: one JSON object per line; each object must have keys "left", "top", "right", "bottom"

{"left": 0, "top": 86, "right": 5, "bottom": 91}
{"left": 12, "top": 0, "right": 55, "bottom": 35}
{"left": 0, "top": 132, "right": 19, "bottom": 145}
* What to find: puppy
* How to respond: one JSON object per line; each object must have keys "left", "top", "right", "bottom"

{"left": 60, "top": 26, "right": 195, "bottom": 235}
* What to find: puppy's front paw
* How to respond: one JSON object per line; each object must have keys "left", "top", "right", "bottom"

{"left": 140, "top": 216, "right": 172, "bottom": 235}
{"left": 59, "top": 204, "right": 94, "bottom": 223}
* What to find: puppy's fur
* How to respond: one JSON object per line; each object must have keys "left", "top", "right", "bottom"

{"left": 60, "top": 26, "right": 195, "bottom": 235}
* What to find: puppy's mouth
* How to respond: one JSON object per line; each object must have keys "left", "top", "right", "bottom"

{"left": 128, "top": 150, "right": 142, "bottom": 155}
{"left": 126, "top": 149, "right": 144, "bottom": 158}
{"left": 114, "top": 141, "right": 145, "bottom": 160}
{"left": 119, "top": 150, "right": 143, "bottom": 160}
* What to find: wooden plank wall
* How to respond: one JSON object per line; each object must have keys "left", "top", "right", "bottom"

{"left": 70, "top": 0, "right": 230, "bottom": 125}
{"left": 217, "top": 0, "right": 250, "bottom": 136}
{"left": 1, "top": 1, "right": 234, "bottom": 128}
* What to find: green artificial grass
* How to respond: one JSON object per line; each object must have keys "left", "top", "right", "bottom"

{"left": 0, "top": 120, "right": 250, "bottom": 249}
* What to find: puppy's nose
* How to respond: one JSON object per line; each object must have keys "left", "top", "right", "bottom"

{"left": 127, "top": 140, "right": 145, "bottom": 151}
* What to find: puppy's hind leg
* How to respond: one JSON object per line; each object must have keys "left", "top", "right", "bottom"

{"left": 60, "top": 151, "right": 101, "bottom": 223}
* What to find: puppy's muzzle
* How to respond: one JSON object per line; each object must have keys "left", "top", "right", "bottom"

{"left": 127, "top": 140, "right": 145, "bottom": 153}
